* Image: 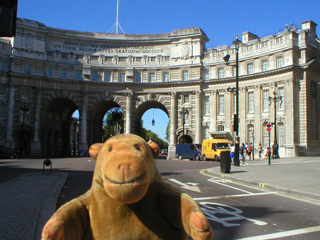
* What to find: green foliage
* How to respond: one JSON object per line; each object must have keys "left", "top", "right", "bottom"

{"left": 103, "top": 108, "right": 124, "bottom": 139}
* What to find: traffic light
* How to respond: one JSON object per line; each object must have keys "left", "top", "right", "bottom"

{"left": 266, "top": 123, "right": 272, "bottom": 132}
{"left": 0, "top": 0, "right": 18, "bottom": 37}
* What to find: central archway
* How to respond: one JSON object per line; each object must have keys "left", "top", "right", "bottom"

{"left": 134, "top": 101, "right": 169, "bottom": 139}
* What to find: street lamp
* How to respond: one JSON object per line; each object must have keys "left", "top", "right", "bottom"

{"left": 268, "top": 91, "right": 282, "bottom": 158}
{"left": 20, "top": 103, "right": 29, "bottom": 158}
{"left": 179, "top": 107, "right": 188, "bottom": 143}
{"left": 224, "top": 35, "right": 242, "bottom": 166}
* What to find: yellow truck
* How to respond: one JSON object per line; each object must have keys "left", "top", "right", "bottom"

{"left": 202, "top": 132, "right": 232, "bottom": 161}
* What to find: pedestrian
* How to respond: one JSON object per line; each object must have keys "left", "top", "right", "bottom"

{"left": 240, "top": 143, "right": 246, "bottom": 165}
{"left": 265, "top": 147, "right": 271, "bottom": 158}
{"left": 258, "top": 143, "right": 262, "bottom": 160}
{"left": 247, "top": 143, "right": 253, "bottom": 161}
{"left": 230, "top": 144, "right": 235, "bottom": 162}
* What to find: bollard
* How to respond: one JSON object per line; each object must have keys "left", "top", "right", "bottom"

{"left": 43, "top": 159, "right": 52, "bottom": 174}
{"left": 220, "top": 151, "right": 231, "bottom": 173}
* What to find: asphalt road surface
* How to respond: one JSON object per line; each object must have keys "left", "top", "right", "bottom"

{"left": 1, "top": 157, "right": 320, "bottom": 239}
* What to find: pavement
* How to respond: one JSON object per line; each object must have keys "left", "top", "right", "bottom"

{"left": 207, "top": 156, "right": 320, "bottom": 201}
{"left": 0, "top": 156, "right": 319, "bottom": 240}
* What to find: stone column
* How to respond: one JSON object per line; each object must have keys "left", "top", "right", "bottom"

{"left": 194, "top": 91, "right": 202, "bottom": 144}
{"left": 168, "top": 92, "right": 177, "bottom": 159}
{"left": 125, "top": 92, "right": 132, "bottom": 134}
{"left": 31, "top": 88, "right": 42, "bottom": 157}
{"left": 79, "top": 92, "right": 88, "bottom": 155}
{"left": 5, "top": 85, "right": 15, "bottom": 148}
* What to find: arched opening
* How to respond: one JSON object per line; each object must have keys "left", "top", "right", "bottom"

{"left": 70, "top": 110, "right": 80, "bottom": 156}
{"left": 41, "top": 98, "right": 78, "bottom": 158}
{"left": 88, "top": 100, "right": 122, "bottom": 146}
{"left": 102, "top": 107, "right": 124, "bottom": 141}
{"left": 134, "top": 101, "right": 169, "bottom": 150}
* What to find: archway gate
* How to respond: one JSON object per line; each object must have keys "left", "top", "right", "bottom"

{"left": 37, "top": 83, "right": 203, "bottom": 158}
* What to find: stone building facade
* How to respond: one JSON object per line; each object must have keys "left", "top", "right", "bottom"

{"left": 0, "top": 18, "right": 319, "bottom": 158}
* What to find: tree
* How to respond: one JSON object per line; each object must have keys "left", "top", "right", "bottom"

{"left": 103, "top": 108, "right": 124, "bottom": 140}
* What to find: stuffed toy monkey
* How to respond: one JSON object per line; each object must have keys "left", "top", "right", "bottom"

{"left": 42, "top": 134, "right": 213, "bottom": 240}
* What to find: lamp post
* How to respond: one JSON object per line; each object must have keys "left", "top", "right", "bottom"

{"left": 268, "top": 91, "right": 282, "bottom": 158}
{"left": 224, "top": 35, "right": 241, "bottom": 166}
{"left": 20, "top": 103, "right": 29, "bottom": 158}
{"left": 179, "top": 107, "right": 188, "bottom": 143}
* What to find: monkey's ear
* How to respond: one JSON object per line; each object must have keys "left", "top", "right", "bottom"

{"left": 88, "top": 143, "right": 104, "bottom": 160}
{"left": 147, "top": 141, "right": 160, "bottom": 159}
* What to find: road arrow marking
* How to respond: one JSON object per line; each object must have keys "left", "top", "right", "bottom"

{"left": 169, "top": 178, "right": 201, "bottom": 193}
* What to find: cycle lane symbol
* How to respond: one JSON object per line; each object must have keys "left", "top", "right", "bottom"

{"left": 199, "top": 201, "right": 268, "bottom": 227}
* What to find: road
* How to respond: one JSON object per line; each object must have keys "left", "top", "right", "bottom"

{"left": 1, "top": 157, "right": 320, "bottom": 239}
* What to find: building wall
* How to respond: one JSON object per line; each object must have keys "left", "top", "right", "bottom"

{"left": 0, "top": 19, "right": 319, "bottom": 158}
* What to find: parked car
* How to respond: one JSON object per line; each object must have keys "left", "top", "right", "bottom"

{"left": 175, "top": 143, "right": 202, "bottom": 161}
{"left": 0, "top": 146, "right": 16, "bottom": 159}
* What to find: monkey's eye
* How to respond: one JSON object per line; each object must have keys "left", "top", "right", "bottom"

{"left": 108, "top": 146, "right": 113, "bottom": 152}
{"left": 134, "top": 144, "right": 141, "bottom": 151}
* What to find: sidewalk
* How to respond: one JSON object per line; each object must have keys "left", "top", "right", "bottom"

{"left": 207, "top": 156, "right": 320, "bottom": 201}
{"left": 0, "top": 172, "right": 68, "bottom": 240}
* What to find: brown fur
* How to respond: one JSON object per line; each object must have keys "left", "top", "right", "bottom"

{"left": 42, "top": 134, "right": 213, "bottom": 240}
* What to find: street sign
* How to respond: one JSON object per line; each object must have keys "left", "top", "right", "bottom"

{"left": 266, "top": 123, "right": 272, "bottom": 132}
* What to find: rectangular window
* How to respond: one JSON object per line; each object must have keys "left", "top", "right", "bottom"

{"left": 1, "top": 61, "right": 9, "bottom": 72}
{"left": 232, "top": 94, "right": 236, "bottom": 114}
{"left": 278, "top": 123, "right": 285, "bottom": 146}
{"left": 218, "top": 68, "right": 225, "bottom": 78}
{"left": 135, "top": 72, "right": 141, "bottom": 83}
{"left": 184, "top": 95, "right": 190, "bottom": 104}
{"left": 134, "top": 57, "right": 142, "bottom": 62}
{"left": 278, "top": 87, "right": 284, "bottom": 110}
{"left": 105, "top": 57, "right": 113, "bottom": 62}
{"left": 247, "top": 63, "right": 254, "bottom": 74}
{"left": 46, "top": 67, "right": 53, "bottom": 78}
{"left": 119, "top": 72, "right": 125, "bottom": 82}
{"left": 163, "top": 72, "right": 169, "bottom": 82}
{"left": 149, "top": 72, "right": 155, "bottom": 82}
{"left": 21, "top": 89, "right": 30, "bottom": 100}
{"left": 182, "top": 70, "right": 189, "bottom": 81}
{"left": 262, "top": 60, "right": 268, "bottom": 71}
{"left": 61, "top": 53, "right": 68, "bottom": 60}
{"left": 0, "top": 86, "right": 5, "bottom": 96}
{"left": 263, "top": 125, "right": 269, "bottom": 147}
{"left": 204, "top": 69, "right": 210, "bottom": 80}
{"left": 104, "top": 72, "right": 111, "bottom": 82}
{"left": 248, "top": 125, "right": 254, "bottom": 144}
{"left": 118, "top": 57, "right": 126, "bottom": 62}
{"left": 219, "top": 95, "right": 225, "bottom": 115}
{"left": 204, "top": 127, "right": 210, "bottom": 140}
{"left": 25, "top": 64, "right": 32, "bottom": 75}
{"left": 0, "top": 126, "right": 5, "bottom": 142}
{"left": 75, "top": 70, "right": 82, "bottom": 81}
{"left": 0, "top": 105, "right": 6, "bottom": 119}
{"left": 204, "top": 96, "right": 210, "bottom": 115}
{"left": 91, "top": 71, "right": 98, "bottom": 81}
{"left": 233, "top": 66, "right": 236, "bottom": 77}
{"left": 248, "top": 92, "right": 254, "bottom": 113}
{"left": 61, "top": 69, "right": 67, "bottom": 79}
{"left": 276, "top": 56, "right": 283, "bottom": 68}
{"left": 263, "top": 90, "right": 269, "bottom": 112}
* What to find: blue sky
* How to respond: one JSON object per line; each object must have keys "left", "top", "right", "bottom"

{"left": 18, "top": 0, "right": 320, "bottom": 141}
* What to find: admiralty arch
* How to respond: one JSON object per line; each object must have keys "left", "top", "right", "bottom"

{"left": 0, "top": 18, "right": 319, "bottom": 158}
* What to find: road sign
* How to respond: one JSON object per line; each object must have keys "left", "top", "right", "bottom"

{"left": 266, "top": 123, "right": 272, "bottom": 132}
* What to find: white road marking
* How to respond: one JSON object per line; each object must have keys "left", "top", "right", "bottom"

{"left": 199, "top": 202, "right": 268, "bottom": 227}
{"left": 208, "top": 177, "right": 253, "bottom": 194}
{"left": 236, "top": 225, "right": 320, "bottom": 240}
{"left": 194, "top": 192, "right": 277, "bottom": 201}
{"left": 168, "top": 178, "right": 201, "bottom": 193}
